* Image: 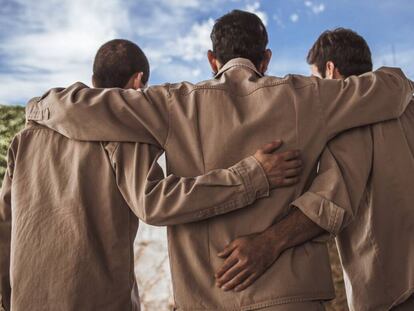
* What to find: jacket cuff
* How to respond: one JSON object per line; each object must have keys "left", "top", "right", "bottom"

{"left": 291, "top": 192, "right": 345, "bottom": 235}
{"left": 230, "top": 156, "right": 270, "bottom": 204}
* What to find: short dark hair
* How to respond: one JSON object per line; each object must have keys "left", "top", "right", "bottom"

{"left": 93, "top": 39, "right": 150, "bottom": 88}
{"left": 307, "top": 28, "right": 373, "bottom": 78}
{"left": 210, "top": 10, "right": 268, "bottom": 69}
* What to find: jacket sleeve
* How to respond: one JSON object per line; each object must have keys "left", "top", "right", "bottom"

{"left": 109, "top": 142, "right": 270, "bottom": 226}
{"left": 0, "top": 147, "right": 14, "bottom": 310}
{"left": 291, "top": 126, "right": 373, "bottom": 235}
{"left": 318, "top": 67, "right": 413, "bottom": 141}
{"left": 26, "top": 83, "right": 172, "bottom": 148}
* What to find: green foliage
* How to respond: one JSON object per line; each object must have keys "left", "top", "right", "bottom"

{"left": 0, "top": 105, "right": 26, "bottom": 183}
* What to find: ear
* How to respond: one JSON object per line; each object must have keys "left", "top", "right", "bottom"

{"left": 325, "top": 61, "right": 336, "bottom": 79}
{"left": 132, "top": 72, "right": 144, "bottom": 90}
{"left": 208, "top": 50, "right": 219, "bottom": 74}
{"left": 92, "top": 75, "right": 97, "bottom": 88}
{"left": 259, "top": 49, "right": 272, "bottom": 74}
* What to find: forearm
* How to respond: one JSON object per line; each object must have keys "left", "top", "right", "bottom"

{"left": 138, "top": 156, "right": 270, "bottom": 226}
{"left": 262, "top": 208, "right": 325, "bottom": 255}
{"left": 26, "top": 83, "right": 170, "bottom": 146}
{"left": 112, "top": 143, "right": 271, "bottom": 226}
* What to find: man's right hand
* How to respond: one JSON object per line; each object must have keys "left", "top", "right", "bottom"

{"left": 254, "top": 140, "right": 302, "bottom": 189}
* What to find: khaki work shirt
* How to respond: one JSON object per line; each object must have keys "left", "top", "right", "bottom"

{"left": 292, "top": 100, "right": 414, "bottom": 311}
{"left": 0, "top": 121, "right": 269, "bottom": 311}
{"left": 26, "top": 58, "right": 413, "bottom": 310}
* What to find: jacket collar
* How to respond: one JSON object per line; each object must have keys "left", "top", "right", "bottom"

{"left": 214, "top": 58, "right": 263, "bottom": 78}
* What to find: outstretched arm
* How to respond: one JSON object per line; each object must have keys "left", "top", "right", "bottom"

{"left": 109, "top": 140, "right": 302, "bottom": 226}
{"left": 26, "top": 69, "right": 413, "bottom": 146}
{"left": 26, "top": 83, "right": 171, "bottom": 147}
{"left": 319, "top": 67, "right": 413, "bottom": 140}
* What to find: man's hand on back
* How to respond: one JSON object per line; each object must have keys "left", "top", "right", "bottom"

{"left": 215, "top": 209, "right": 325, "bottom": 292}
{"left": 215, "top": 230, "right": 283, "bottom": 292}
{"left": 254, "top": 140, "right": 302, "bottom": 189}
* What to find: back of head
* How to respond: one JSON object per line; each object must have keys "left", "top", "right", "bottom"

{"left": 307, "top": 28, "right": 373, "bottom": 78}
{"left": 93, "top": 39, "right": 150, "bottom": 88}
{"left": 210, "top": 10, "right": 268, "bottom": 69}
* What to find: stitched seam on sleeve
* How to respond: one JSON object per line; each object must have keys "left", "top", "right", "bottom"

{"left": 236, "top": 160, "right": 254, "bottom": 204}
{"left": 250, "top": 156, "right": 269, "bottom": 196}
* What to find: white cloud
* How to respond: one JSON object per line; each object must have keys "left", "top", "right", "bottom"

{"left": 162, "top": 0, "right": 201, "bottom": 8}
{"left": 245, "top": 1, "right": 268, "bottom": 25}
{"left": 290, "top": 13, "right": 300, "bottom": 23}
{"left": 168, "top": 18, "right": 214, "bottom": 61}
{"left": 151, "top": 61, "right": 209, "bottom": 84}
{"left": 0, "top": 0, "right": 128, "bottom": 104}
{"left": 304, "top": 1, "right": 326, "bottom": 14}
{"left": 0, "top": 0, "right": 221, "bottom": 104}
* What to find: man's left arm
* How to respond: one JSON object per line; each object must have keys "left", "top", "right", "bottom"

{"left": 110, "top": 141, "right": 302, "bottom": 226}
{"left": 216, "top": 127, "right": 373, "bottom": 291}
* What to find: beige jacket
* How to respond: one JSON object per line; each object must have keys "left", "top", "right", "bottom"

{"left": 26, "top": 58, "right": 413, "bottom": 310}
{"left": 0, "top": 121, "right": 269, "bottom": 311}
{"left": 292, "top": 100, "right": 414, "bottom": 311}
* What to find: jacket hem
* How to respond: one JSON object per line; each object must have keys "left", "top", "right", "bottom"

{"left": 173, "top": 291, "right": 335, "bottom": 310}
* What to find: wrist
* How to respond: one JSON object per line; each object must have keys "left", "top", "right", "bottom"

{"left": 261, "top": 227, "right": 288, "bottom": 258}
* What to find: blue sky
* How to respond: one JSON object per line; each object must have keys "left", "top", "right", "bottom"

{"left": 0, "top": 0, "right": 413, "bottom": 105}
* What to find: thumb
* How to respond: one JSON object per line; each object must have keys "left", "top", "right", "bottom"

{"left": 259, "top": 140, "right": 283, "bottom": 154}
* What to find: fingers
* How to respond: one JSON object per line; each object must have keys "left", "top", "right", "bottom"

{"left": 221, "top": 269, "right": 251, "bottom": 291}
{"left": 283, "top": 159, "right": 302, "bottom": 169}
{"left": 215, "top": 255, "right": 238, "bottom": 279}
{"left": 234, "top": 272, "right": 260, "bottom": 292}
{"left": 217, "top": 242, "right": 237, "bottom": 258}
{"left": 216, "top": 261, "right": 244, "bottom": 287}
{"left": 280, "top": 177, "right": 300, "bottom": 187}
{"left": 278, "top": 149, "right": 301, "bottom": 161}
{"left": 284, "top": 167, "right": 302, "bottom": 178}
{"left": 258, "top": 140, "right": 283, "bottom": 154}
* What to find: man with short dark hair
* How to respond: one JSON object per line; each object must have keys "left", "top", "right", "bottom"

{"left": 302, "top": 28, "right": 414, "bottom": 311}
{"left": 306, "top": 28, "right": 373, "bottom": 78}
{"left": 25, "top": 10, "right": 413, "bottom": 311}
{"left": 218, "top": 28, "right": 414, "bottom": 311}
{"left": 0, "top": 38, "right": 302, "bottom": 310}
{"left": 92, "top": 39, "right": 150, "bottom": 88}
{"left": 209, "top": 10, "right": 271, "bottom": 71}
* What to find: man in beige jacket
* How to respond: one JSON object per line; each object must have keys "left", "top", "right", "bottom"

{"left": 25, "top": 10, "right": 413, "bottom": 311}
{"left": 0, "top": 38, "right": 303, "bottom": 311}
{"left": 216, "top": 28, "right": 414, "bottom": 311}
